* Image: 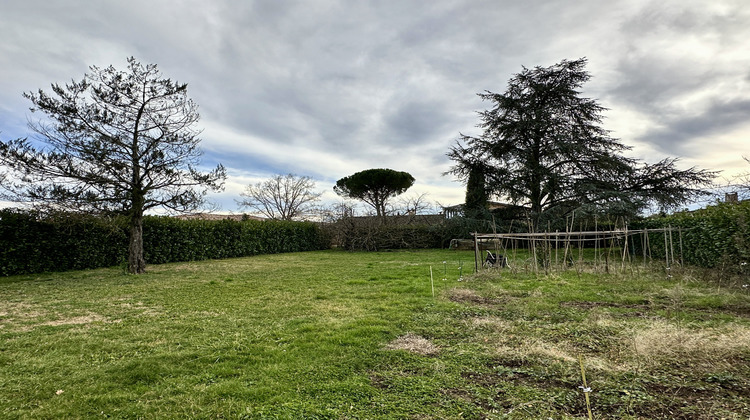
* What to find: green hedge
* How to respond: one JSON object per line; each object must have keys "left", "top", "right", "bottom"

{"left": 0, "top": 210, "right": 128, "bottom": 276}
{"left": 325, "top": 216, "right": 533, "bottom": 251}
{"left": 631, "top": 201, "right": 750, "bottom": 270}
{"left": 0, "top": 209, "right": 328, "bottom": 276}
{"left": 142, "top": 217, "right": 328, "bottom": 264}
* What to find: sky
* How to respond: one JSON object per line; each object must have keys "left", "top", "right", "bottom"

{"left": 1, "top": 0, "right": 749, "bottom": 215}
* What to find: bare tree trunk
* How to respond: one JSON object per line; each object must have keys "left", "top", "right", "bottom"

{"left": 128, "top": 213, "right": 146, "bottom": 274}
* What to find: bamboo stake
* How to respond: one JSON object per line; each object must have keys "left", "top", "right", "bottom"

{"left": 491, "top": 215, "right": 500, "bottom": 270}
{"left": 604, "top": 233, "right": 611, "bottom": 274}
{"left": 530, "top": 218, "right": 538, "bottom": 275}
{"left": 678, "top": 227, "right": 684, "bottom": 267}
{"left": 664, "top": 229, "right": 670, "bottom": 269}
{"left": 594, "top": 217, "right": 600, "bottom": 273}
{"left": 542, "top": 222, "right": 552, "bottom": 276}
{"left": 669, "top": 225, "right": 676, "bottom": 268}
{"left": 577, "top": 220, "right": 585, "bottom": 276}
{"left": 473, "top": 232, "right": 479, "bottom": 273}
{"left": 643, "top": 228, "right": 650, "bottom": 267}
{"left": 430, "top": 266, "right": 435, "bottom": 298}
{"left": 555, "top": 229, "right": 560, "bottom": 271}
{"left": 625, "top": 224, "right": 635, "bottom": 276}
{"left": 503, "top": 219, "right": 516, "bottom": 268}
{"left": 564, "top": 213, "right": 573, "bottom": 270}
{"left": 578, "top": 354, "right": 594, "bottom": 420}
{"left": 621, "top": 220, "right": 628, "bottom": 272}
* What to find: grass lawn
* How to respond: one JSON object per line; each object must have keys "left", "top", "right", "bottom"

{"left": 1, "top": 249, "right": 749, "bottom": 419}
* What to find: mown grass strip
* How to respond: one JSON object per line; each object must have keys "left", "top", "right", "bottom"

{"left": 1, "top": 249, "right": 749, "bottom": 419}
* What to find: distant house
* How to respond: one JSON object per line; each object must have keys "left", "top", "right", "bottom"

{"left": 725, "top": 192, "right": 739, "bottom": 204}
{"left": 443, "top": 204, "right": 463, "bottom": 219}
{"left": 175, "top": 213, "right": 265, "bottom": 222}
{"left": 442, "top": 201, "right": 522, "bottom": 219}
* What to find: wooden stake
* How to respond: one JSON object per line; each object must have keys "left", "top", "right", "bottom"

{"left": 555, "top": 229, "right": 559, "bottom": 271}
{"left": 594, "top": 217, "right": 599, "bottom": 273}
{"left": 678, "top": 227, "right": 684, "bottom": 267}
{"left": 578, "top": 354, "right": 594, "bottom": 420}
{"left": 669, "top": 225, "right": 676, "bottom": 268}
{"left": 473, "top": 232, "right": 479, "bottom": 273}
{"left": 430, "top": 266, "right": 434, "bottom": 298}
{"left": 664, "top": 230, "right": 669, "bottom": 269}
{"left": 643, "top": 229, "right": 650, "bottom": 267}
{"left": 621, "top": 220, "right": 628, "bottom": 272}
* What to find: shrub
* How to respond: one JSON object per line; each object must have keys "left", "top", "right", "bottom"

{"left": 0, "top": 209, "right": 127, "bottom": 276}
{"left": 630, "top": 201, "right": 750, "bottom": 270}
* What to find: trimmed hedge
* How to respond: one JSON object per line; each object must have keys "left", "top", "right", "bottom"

{"left": 142, "top": 217, "right": 328, "bottom": 264}
{"left": 0, "top": 210, "right": 128, "bottom": 276}
{"left": 0, "top": 209, "right": 328, "bottom": 276}
{"left": 631, "top": 201, "right": 750, "bottom": 270}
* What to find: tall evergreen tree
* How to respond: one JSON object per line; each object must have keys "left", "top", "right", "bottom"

{"left": 463, "top": 165, "right": 488, "bottom": 219}
{"left": 334, "top": 168, "right": 414, "bottom": 217}
{"left": 447, "top": 58, "right": 714, "bottom": 227}
{"left": 0, "top": 57, "right": 226, "bottom": 273}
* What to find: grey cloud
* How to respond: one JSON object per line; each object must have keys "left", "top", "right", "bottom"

{"left": 639, "top": 98, "right": 750, "bottom": 155}
{"left": 384, "top": 100, "right": 454, "bottom": 145}
{"left": 602, "top": 1, "right": 750, "bottom": 157}
{"left": 2, "top": 0, "right": 749, "bottom": 211}
{"left": 608, "top": 58, "right": 709, "bottom": 115}
{"left": 612, "top": 1, "right": 750, "bottom": 102}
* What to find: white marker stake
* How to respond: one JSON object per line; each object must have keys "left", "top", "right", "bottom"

{"left": 430, "top": 266, "right": 435, "bottom": 298}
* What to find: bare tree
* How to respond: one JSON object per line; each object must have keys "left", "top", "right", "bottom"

{"left": 738, "top": 157, "right": 750, "bottom": 198}
{"left": 316, "top": 200, "right": 357, "bottom": 223}
{"left": 238, "top": 174, "right": 322, "bottom": 220}
{"left": 721, "top": 156, "right": 750, "bottom": 201}
{"left": 0, "top": 57, "right": 225, "bottom": 274}
{"left": 396, "top": 192, "right": 434, "bottom": 215}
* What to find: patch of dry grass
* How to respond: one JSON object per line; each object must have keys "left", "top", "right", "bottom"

{"left": 442, "top": 265, "right": 750, "bottom": 418}
{"left": 385, "top": 333, "right": 440, "bottom": 356}
{"left": 1, "top": 303, "right": 115, "bottom": 331}
{"left": 631, "top": 321, "right": 750, "bottom": 366}
{"left": 446, "top": 287, "right": 486, "bottom": 304}
{"left": 37, "top": 314, "right": 109, "bottom": 327}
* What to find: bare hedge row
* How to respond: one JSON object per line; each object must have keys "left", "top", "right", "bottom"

{"left": 324, "top": 216, "right": 506, "bottom": 251}
{"left": 0, "top": 209, "right": 329, "bottom": 276}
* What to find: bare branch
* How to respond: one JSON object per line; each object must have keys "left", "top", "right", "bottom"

{"left": 237, "top": 174, "right": 322, "bottom": 221}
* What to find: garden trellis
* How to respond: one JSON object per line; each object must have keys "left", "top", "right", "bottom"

{"left": 471, "top": 226, "right": 683, "bottom": 275}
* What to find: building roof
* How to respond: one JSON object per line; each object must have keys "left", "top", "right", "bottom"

{"left": 174, "top": 213, "right": 265, "bottom": 222}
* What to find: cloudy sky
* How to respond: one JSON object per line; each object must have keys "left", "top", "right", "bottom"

{"left": 1, "top": 0, "right": 748, "bottom": 214}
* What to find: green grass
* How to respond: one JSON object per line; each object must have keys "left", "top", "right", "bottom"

{"left": 1, "top": 249, "right": 749, "bottom": 419}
